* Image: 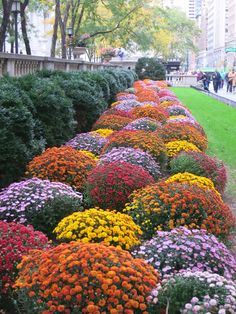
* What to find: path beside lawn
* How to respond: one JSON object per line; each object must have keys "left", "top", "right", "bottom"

{"left": 171, "top": 87, "right": 236, "bottom": 214}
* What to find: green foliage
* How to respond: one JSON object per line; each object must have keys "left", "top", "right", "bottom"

{"left": 25, "top": 196, "right": 83, "bottom": 239}
{"left": 77, "top": 71, "right": 111, "bottom": 102}
{"left": 0, "top": 68, "right": 134, "bottom": 187}
{"left": 55, "top": 75, "right": 107, "bottom": 133}
{"left": 23, "top": 77, "right": 76, "bottom": 146}
{"left": 135, "top": 57, "right": 166, "bottom": 80}
{"left": 0, "top": 80, "right": 44, "bottom": 187}
{"left": 148, "top": 275, "right": 229, "bottom": 314}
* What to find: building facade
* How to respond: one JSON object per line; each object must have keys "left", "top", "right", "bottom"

{"left": 195, "top": 0, "right": 236, "bottom": 70}
{"left": 225, "top": 0, "right": 236, "bottom": 68}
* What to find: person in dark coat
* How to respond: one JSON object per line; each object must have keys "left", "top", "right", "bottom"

{"left": 212, "top": 70, "right": 221, "bottom": 93}
{"left": 202, "top": 72, "right": 210, "bottom": 92}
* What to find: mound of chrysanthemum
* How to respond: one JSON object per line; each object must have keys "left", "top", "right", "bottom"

{"left": 15, "top": 242, "right": 158, "bottom": 313}
{"left": 86, "top": 161, "right": 155, "bottom": 210}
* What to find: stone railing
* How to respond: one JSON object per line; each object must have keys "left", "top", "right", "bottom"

{"left": 0, "top": 53, "right": 120, "bottom": 77}
{"left": 166, "top": 74, "right": 197, "bottom": 87}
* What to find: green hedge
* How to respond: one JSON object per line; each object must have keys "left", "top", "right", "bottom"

{"left": 0, "top": 68, "right": 136, "bottom": 187}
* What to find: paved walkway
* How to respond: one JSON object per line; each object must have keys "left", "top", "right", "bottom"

{"left": 207, "top": 83, "right": 236, "bottom": 108}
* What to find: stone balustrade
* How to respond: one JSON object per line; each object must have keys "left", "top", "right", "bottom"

{"left": 166, "top": 74, "right": 197, "bottom": 87}
{"left": 0, "top": 53, "right": 120, "bottom": 77}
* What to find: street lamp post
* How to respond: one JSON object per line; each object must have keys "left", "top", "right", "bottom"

{"left": 11, "top": 0, "right": 21, "bottom": 54}
{"left": 67, "top": 26, "right": 73, "bottom": 60}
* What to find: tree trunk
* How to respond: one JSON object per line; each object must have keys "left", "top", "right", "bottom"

{"left": 0, "top": 0, "right": 14, "bottom": 52}
{"left": 57, "top": 0, "right": 71, "bottom": 59}
{"left": 51, "top": 0, "right": 59, "bottom": 57}
{"left": 20, "top": 0, "right": 31, "bottom": 55}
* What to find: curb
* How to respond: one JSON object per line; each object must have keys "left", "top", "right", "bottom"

{"left": 190, "top": 85, "right": 236, "bottom": 108}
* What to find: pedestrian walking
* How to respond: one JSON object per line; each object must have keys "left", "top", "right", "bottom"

{"left": 228, "top": 69, "right": 235, "bottom": 93}
{"left": 202, "top": 72, "right": 210, "bottom": 92}
{"left": 212, "top": 70, "right": 221, "bottom": 93}
{"left": 219, "top": 71, "right": 225, "bottom": 89}
{"left": 225, "top": 72, "right": 230, "bottom": 92}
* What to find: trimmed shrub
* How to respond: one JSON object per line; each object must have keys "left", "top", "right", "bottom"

{"left": 77, "top": 71, "right": 111, "bottom": 102}
{"left": 0, "top": 81, "right": 44, "bottom": 187}
{"left": 54, "top": 76, "right": 106, "bottom": 133}
{"left": 135, "top": 57, "right": 166, "bottom": 80}
{"left": 25, "top": 77, "right": 76, "bottom": 146}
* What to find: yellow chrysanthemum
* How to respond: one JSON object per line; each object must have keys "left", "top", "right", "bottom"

{"left": 78, "top": 150, "right": 98, "bottom": 160}
{"left": 92, "top": 128, "right": 114, "bottom": 137}
{"left": 165, "top": 172, "right": 221, "bottom": 197}
{"left": 111, "top": 101, "right": 121, "bottom": 107}
{"left": 165, "top": 140, "right": 200, "bottom": 157}
{"left": 53, "top": 207, "right": 142, "bottom": 250}
{"left": 168, "top": 115, "right": 187, "bottom": 120}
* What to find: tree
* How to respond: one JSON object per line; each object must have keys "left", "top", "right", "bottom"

{"left": 20, "top": 0, "right": 31, "bottom": 54}
{"left": 0, "top": 0, "right": 13, "bottom": 52}
{"left": 50, "top": 0, "right": 145, "bottom": 58}
{"left": 135, "top": 57, "right": 166, "bottom": 80}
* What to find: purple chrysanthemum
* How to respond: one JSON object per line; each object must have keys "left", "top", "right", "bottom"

{"left": 0, "top": 178, "right": 82, "bottom": 224}
{"left": 99, "top": 147, "right": 161, "bottom": 180}
{"left": 124, "top": 118, "right": 161, "bottom": 132}
{"left": 132, "top": 227, "right": 236, "bottom": 279}
{"left": 65, "top": 132, "right": 107, "bottom": 155}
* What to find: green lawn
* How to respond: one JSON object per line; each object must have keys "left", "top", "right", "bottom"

{"left": 171, "top": 87, "right": 236, "bottom": 208}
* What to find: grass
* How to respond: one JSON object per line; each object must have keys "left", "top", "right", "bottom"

{"left": 171, "top": 87, "right": 236, "bottom": 209}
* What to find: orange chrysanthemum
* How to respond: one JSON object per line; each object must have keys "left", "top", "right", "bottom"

{"left": 15, "top": 242, "right": 159, "bottom": 313}
{"left": 26, "top": 146, "right": 95, "bottom": 190}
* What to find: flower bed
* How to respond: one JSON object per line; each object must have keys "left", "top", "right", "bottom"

{"left": 124, "top": 117, "right": 161, "bottom": 132}
{"left": 124, "top": 181, "right": 235, "bottom": 239}
{"left": 65, "top": 132, "right": 107, "bottom": 155}
{"left": 112, "top": 99, "right": 142, "bottom": 112}
{"left": 15, "top": 242, "right": 158, "bottom": 313}
{"left": 102, "top": 107, "right": 134, "bottom": 118}
{"left": 148, "top": 271, "right": 236, "bottom": 314}
{"left": 0, "top": 178, "right": 83, "bottom": 237}
{"left": 92, "top": 114, "right": 132, "bottom": 131}
{"left": 131, "top": 105, "right": 169, "bottom": 123}
{"left": 165, "top": 172, "right": 220, "bottom": 196}
{"left": 54, "top": 207, "right": 142, "bottom": 250}
{"left": 99, "top": 147, "right": 161, "bottom": 180}
{"left": 102, "top": 130, "right": 167, "bottom": 164}
{"left": 159, "top": 122, "right": 208, "bottom": 151}
{"left": 26, "top": 146, "right": 95, "bottom": 191}
{"left": 135, "top": 89, "right": 160, "bottom": 103}
{"left": 165, "top": 140, "right": 200, "bottom": 157}
{"left": 132, "top": 227, "right": 236, "bottom": 279}
{"left": 86, "top": 161, "right": 154, "bottom": 210}
{"left": 1, "top": 79, "right": 235, "bottom": 313}
{"left": 0, "top": 221, "right": 49, "bottom": 295}
{"left": 169, "top": 150, "right": 227, "bottom": 193}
